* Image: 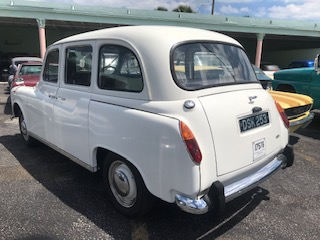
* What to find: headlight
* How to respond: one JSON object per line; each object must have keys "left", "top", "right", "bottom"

{"left": 15, "top": 78, "right": 24, "bottom": 83}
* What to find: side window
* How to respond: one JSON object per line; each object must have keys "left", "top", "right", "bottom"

{"left": 65, "top": 45, "right": 92, "bottom": 86}
{"left": 43, "top": 49, "right": 59, "bottom": 83}
{"left": 98, "top": 45, "right": 143, "bottom": 92}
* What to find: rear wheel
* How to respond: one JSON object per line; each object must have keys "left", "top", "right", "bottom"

{"left": 19, "top": 113, "right": 36, "bottom": 147}
{"left": 103, "top": 153, "right": 155, "bottom": 217}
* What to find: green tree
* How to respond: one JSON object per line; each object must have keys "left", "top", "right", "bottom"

{"left": 172, "top": 5, "right": 195, "bottom": 13}
{"left": 154, "top": 6, "right": 168, "bottom": 11}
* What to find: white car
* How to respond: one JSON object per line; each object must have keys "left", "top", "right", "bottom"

{"left": 10, "top": 26, "right": 293, "bottom": 217}
{"left": 260, "top": 63, "right": 280, "bottom": 79}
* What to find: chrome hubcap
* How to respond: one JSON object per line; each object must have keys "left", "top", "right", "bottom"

{"left": 20, "top": 118, "right": 28, "bottom": 140}
{"left": 108, "top": 161, "right": 137, "bottom": 208}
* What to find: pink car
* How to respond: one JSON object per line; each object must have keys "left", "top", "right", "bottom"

{"left": 11, "top": 62, "right": 42, "bottom": 89}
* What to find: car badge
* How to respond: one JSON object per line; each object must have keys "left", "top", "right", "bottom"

{"left": 249, "top": 96, "right": 257, "bottom": 104}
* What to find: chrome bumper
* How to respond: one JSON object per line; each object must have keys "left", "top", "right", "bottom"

{"left": 175, "top": 151, "right": 290, "bottom": 215}
{"left": 289, "top": 112, "right": 314, "bottom": 128}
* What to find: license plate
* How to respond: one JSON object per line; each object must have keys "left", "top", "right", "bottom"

{"left": 253, "top": 138, "right": 266, "bottom": 160}
{"left": 239, "top": 112, "right": 269, "bottom": 132}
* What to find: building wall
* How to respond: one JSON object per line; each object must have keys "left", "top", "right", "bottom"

{"left": 0, "top": 25, "right": 39, "bottom": 56}
{"left": 0, "top": 25, "right": 84, "bottom": 56}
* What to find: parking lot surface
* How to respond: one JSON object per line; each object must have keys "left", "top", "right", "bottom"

{"left": 0, "top": 83, "right": 320, "bottom": 240}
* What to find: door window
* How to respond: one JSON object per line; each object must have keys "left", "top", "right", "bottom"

{"left": 65, "top": 46, "right": 92, "bottom": 86}
{"left": 43, "top": 49, "right": 59, "bottom": 83}
{"left": 98, "top": 45, "right": 143, "bottom": 92}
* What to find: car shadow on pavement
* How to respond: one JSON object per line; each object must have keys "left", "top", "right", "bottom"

{"left": 294, "top": 110, "right": 320, "bottom": 140}
{"left": 0, "top": 133, "right": 271, "bottom": 239}
{"left": 3, "top": 95, "right": 11, "bottom": 115}
{"left": 145, "top": 187, "right": 270, "bottom": 240}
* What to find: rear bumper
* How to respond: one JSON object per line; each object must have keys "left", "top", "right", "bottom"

{"left": 175, "top": 147, "right": 293, "bottom": 215}
{"left": 289, "top": 112, "right": 314, "bottom": 132}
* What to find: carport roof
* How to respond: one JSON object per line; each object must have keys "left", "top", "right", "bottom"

{"left": 1, "top": 0, "right": 320, "bottom": 38}
{"left": 0, "top": 16, "right": 116, "bottom": 31}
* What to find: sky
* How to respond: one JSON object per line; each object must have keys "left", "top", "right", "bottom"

{"left": 31, "top": 0, "right": 320, "bottom": 21}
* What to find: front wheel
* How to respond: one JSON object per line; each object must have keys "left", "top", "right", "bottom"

{"left": 19, "top": 113, "right": 36, "bottom": 147}
{"left": 103, "top": 153, "right": 155, "bottom": 218}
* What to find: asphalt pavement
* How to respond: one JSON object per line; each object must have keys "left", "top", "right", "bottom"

{"left": 0, "top": 82, "right": 319, "bottom": 240}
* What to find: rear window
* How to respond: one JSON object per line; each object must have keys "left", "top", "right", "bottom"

{"left": 171, "top": 42, "right": 257, "bottom": 90}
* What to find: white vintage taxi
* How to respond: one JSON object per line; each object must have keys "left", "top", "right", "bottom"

{"left": 11, "top": 26, "right": 293, "bottom": 217}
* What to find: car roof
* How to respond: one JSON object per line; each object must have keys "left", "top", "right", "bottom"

{"left": 53, "top": 25, "right": 242, "bottom": 48}
{"left": 12, "top": 57, "right": 42, "bottom": 63}
{"left": 19, "top": 61, "right": 42, "bottom": 66}
{"left": 50, "top": 26, "right": 247, "bottom": 102}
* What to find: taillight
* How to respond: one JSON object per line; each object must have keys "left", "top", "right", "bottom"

{"left": 275, "top": 101, "right": 289, "bottom": 129}
{"left": 179, "top": 121, "right": 202, "bottom": 164}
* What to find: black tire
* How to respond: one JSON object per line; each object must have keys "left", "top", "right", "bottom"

{"left": 19, "top": 113, "right": 36, "bottom": 147}
{"left": 103, "top": 153, "right": 155, "bottom": 218}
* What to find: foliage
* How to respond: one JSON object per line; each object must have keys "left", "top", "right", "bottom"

{"left": 154, "top": 6, "right": 168, "bottom": 11}
{"left": 172, "top": 5, "right": 195, "bottom": 13}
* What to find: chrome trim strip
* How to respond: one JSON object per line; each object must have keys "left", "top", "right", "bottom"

{"left": 175, "top": 194, "right": 208, "bottom": 215}
{"left": 289, "top": 112, "right": 314, "bottom": 127}
{"left": 28, "top": 132, "right": 96, "bottom": 172}
{"left": 224, "top": 156, "right": 284, "bottom": 202}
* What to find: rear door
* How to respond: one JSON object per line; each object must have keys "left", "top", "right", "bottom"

{"left": 199, "top": 88, "right": 282, "bottom": 176}
{"left": 52, "top": 44, "right": 94, "bottom": 165}
{"left": 171, "top": 41, "right": 284, "bottom": 176}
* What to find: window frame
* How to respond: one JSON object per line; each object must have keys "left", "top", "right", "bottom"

{"left": 170, "top": 41, "right": 258, "bottom": 91}
{"left": 64, "top": 45, "right": 93, "bottom": 87}
{"left": 98, "top": 44, "right": 144, "bottom": 93}
{"left": 42, "top": 49, "right": 59, "bottom": 84}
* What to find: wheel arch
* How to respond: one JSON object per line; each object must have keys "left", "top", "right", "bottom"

{"left": 12, "top": 102, "right": 23, "bottom": 117}
{"left": 95, "top": 147, "right": 141, "bottom": 175}
{"left": 275, "top": 84, "right": 296, "bottom": 93}
{"left": 94, "top": 147, "right": 152, "bottom": 193}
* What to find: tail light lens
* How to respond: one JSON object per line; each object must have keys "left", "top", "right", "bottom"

{"left": 275, "top": 101, "right": 289, "bottom": 129}
{"left": 179, "top": 121, "right": 202, "bottom": 164}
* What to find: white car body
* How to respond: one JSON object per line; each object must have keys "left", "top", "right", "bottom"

{"left": 11, "top": 26, "right": 292, "bottom": 217}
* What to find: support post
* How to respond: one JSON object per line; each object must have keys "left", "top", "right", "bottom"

{"left": 255, "top": 33, "right": 265, "bottom": 68}
{"left": 37, "top": 19, "right": 47, "bottom": 59}
{"left": 211, "top": 0, "right": 215, "bottom": 15}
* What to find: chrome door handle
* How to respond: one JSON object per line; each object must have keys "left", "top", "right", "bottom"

{"left": 48, "top": 94, "right": 57, "bottom": 99}
{"left": 58, "top": 96, "right": 66, "bottom": 101}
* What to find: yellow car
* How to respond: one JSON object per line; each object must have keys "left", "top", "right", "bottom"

{"left": 253, "top": 65, "right": 314, "bottom": 132}
{"left": 269, "top": 90, "right": 314, "bottom": 132}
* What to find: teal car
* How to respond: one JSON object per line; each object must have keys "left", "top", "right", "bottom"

{"left": 272, "top": 56, "right": 320, "bottom": 109}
